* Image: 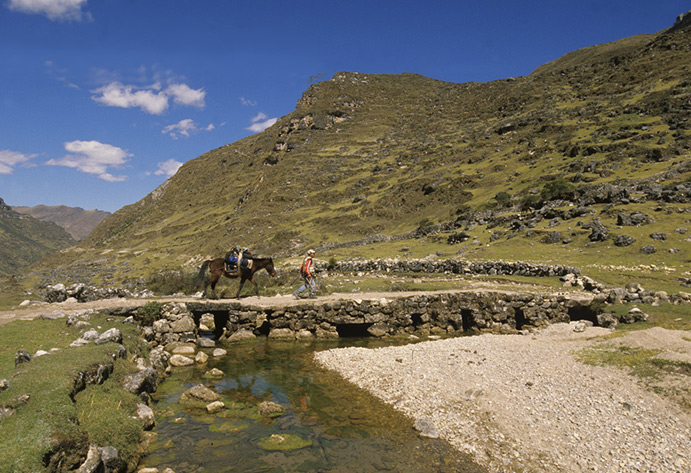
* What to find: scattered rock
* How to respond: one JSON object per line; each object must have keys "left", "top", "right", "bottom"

{"left": 226, "top": 328, "right": 257, "bottom": 342}
{"left": 137, "top": 403, "right": 156, "bottom": 430}
{"left": 640, "top": 245, "right": 657, "bottom": 254}
{"left": 197, "top": 337, "right": 215, "bottom": 348}
{"left": 206, "top": 401, "right": 225, "bottom": 414}
{"left": 179, "top": 384, "right": 220, "bottom": 408}
{"left": 169, "top": 354, "right": 194, "bottom": 367}
{"left": 258, "top": 401, "right": 285, "bottom": 418}
{"left": 203, "top": 368, "right": 224, "bottom": 378}
{"left": 212, "top": 348, "right": 227, "bottom": 357}
{"left": 122, "top": 367, "right": 159, "bottom": 396}
{"left": 268, "top": 328, "right": 294, "bottom": 339}
{"left": 95, "top": 328, "right": 122, "bottom": 345}
{"left": 413, "top": 418, "right": 440, "bottom": 438}
{"left": 14, "top": 350, "right": 31, "bottom": 367}
{"left": 613, "top": 234, "right": 636, "bottom": 247}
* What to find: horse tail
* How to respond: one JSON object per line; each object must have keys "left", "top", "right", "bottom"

{"left": 196, "top": 260, "right": 211, "bottom": 287}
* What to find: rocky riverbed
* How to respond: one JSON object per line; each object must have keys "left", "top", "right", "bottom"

{"left": 315, "top": 323, "right": 691, "bottom": 473}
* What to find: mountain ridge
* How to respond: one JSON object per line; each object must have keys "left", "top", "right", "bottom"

{"left": 12, "top": 204, "right": 110, "bottom": 241}
{"left": 0, "top": 198, "right": 75, "bottom": 276}
{"left": 19, "top": 11, "right": 691, "bottom": 291}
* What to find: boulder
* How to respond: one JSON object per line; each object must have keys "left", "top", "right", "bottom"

{"left": 169, "top": 354, "right": 194, "bottom": 367}
{"left": 613, "top": 234, "right": 635, "bottom": 247}
{"left": 212, "top": 348, "right": 227, "bottom": 357}
{"left": 206, "top": 401, "right": 225, "bottom": 414}
{"left": 413, "top": 418, "right": 439, "bottom": 438}
{"left": 226, "top": 328, "right": 257, "bottom": 342}
{"left": 14, "top": 350, "right": 31, "bottom": 367}
{"left": 203, "top": 368, "right": 224, "bottom": 378}
{"left": 171, "top": 344, "right": 195, "bottom": 355}
{"left": 295, "top": 329, "right": 314, "bottom": 340}
{"left": 640, "top": 245, "right": 657, "bottom": 254}
{"left": 268, "top": 328, "right": 294, "bottom": 340}
{"left": 170, "top": 316, "right": 196, "bottom": 334}
{"left": 258, "top": 401, "right": 285, "bottom": 418}
{"left": 596, "top": 313, "right": 618, "bottom": 329}
{"left": 195, "top": 351, "right": 209, "bottom": 364}
{"left": 82, "top": 329, "right": 100, "bottom": 341}
{"left": 197, "top": 337, "right": 216, "bottom": 348}
{"left": 95, "top": 328, "right": 122, "bottom": 345}
{"left": 122, "top": 367, "right": 159, "bottom": 395}
{"left": 137, "top": 403, "right": 156, "bottom": 430}
{"left": 180, "top": 384, "right": 220, "bottom": 407}
{"left": 149, "top": 347, "right": 169, "bottom": 374}
{"left": 367, "top": 322, "right": 390, "bottom": 337}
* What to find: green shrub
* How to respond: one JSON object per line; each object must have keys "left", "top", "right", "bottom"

{"left": 494, "top": 191, "right": 511, "bottom": 208}
{"left": 540, "top": 178, "right": 576, "bottom": 201}
{"left": 134, "top": 302, "right": 163, "bottom": 326}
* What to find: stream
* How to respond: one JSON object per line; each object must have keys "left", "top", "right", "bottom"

{"left": 139, "top": 337, "right": 487, "bottom": 473}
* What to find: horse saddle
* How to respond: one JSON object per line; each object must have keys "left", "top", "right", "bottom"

{"left": 224, "top": 253, "right": 252, "bottom": 273}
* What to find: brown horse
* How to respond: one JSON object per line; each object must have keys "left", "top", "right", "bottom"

{"left": 196, "top": 256, "right": 276, "bottom": 299}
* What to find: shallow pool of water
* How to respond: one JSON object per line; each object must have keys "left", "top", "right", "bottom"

{"left": 140, "top": 337, "right": 486, "bottom": 473}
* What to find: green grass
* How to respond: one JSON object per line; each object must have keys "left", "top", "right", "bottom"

{"left": 602, "top": 304, "right": 691, "bottom": 333}
{"left": 0, "top": 314, "right": 148, "bottom": 472}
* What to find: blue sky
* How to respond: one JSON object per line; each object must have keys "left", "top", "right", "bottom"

{"left": 1, "top": 0, "right": 687, "bottom": 212}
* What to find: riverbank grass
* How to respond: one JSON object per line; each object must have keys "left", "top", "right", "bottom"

{"left": 0, "top": 315, "right": 147, "bottom": 473}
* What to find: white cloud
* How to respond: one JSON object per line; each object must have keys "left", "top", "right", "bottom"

{"left": 240, "top": 96, "right": 257, "bottom": 107}
{"left": 91, "top": 81, "right": 205, "bottom": 115}
{"left": 162, "top": 119, "right": 215, "bottom": 139}
{"left": 45, "top": 140, "right": 130, "bottom": 182}
{"left": 246, "top": 113, "right": 278, "bottom": 133}
{"left": 167, "top": 83, "right": 205, "bottom": 108}
{"left": 153, "top": 159, "right": 183, "bottom": 177}
{"left": 0, "top": 149, "right": 37, "bottom": 174}
{"left": 91, "top": 82, "right": 169, "bottom": 115}
{"left": 7, "top": 0, "right": 91, "bottom": 21}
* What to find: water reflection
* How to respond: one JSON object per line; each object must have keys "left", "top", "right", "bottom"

{"left": 142, "top": 338, "right": 486, "bottom": 473}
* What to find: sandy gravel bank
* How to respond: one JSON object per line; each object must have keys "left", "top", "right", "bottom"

{"left": 315, "top": 323, "right": 691, "bottom": 473}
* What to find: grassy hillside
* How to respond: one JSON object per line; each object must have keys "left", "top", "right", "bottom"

{"left": 0, "top": 199, "right": 75, "bottom": 277}
{"left": 18, "top": 13, "right": 691, "bottom": 292}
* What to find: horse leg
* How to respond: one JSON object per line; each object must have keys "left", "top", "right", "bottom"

{"left": 235, "top": 278, "right": 245, "bottom": 299}
{"left": 251, "top": 277, "right": 259, "bottom": 296}
{"left": 209, "top": 271, "right": 220, "bottom": 299}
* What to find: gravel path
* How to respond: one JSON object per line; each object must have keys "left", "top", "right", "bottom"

{"left": 314, "top": 323, "right": 691, "bottom": 473}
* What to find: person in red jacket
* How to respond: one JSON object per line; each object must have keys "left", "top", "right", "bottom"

{"left": 294, "top": 249, "right": 316, "bottom": 299}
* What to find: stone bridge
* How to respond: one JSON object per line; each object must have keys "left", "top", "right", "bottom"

{"left": 176, "top": 289, "right": 599, "bottom": 340}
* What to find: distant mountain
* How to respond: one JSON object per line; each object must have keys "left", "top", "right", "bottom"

{"left": 12, "top": 204, "right": 110, "bottom": 241}
{"left": 35, "top": 11, "right": 691, "bottom": 289}
{"left": 0, "top": 198, "right": 75, "bottom": 277}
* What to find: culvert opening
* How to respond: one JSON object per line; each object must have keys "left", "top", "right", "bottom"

{"left": 256, "top": 319, "right": 271, "bottom": 337}
{"left": 461, "top": 309, "right": 473, "bottom": 332}
{"left": 515, "top": 308, "right": 527, "bottom": 330}
{"left": 568, "top": 306, "right": 599, "bottom": 325}
{"left": 336, "top": 323, "right": 373, "bottom": 337}
{"left": 191, "top": 310, "right": 229, "bottom": 339}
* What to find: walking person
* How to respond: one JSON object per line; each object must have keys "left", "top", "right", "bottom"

{"left": 294, "top": 249, "right": 317, "bottom": 299}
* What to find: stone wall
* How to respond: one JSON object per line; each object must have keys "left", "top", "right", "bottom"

{"left": 187, "top": 291, "right": 596, "bottom": 341}
{"left": 329, "top": 258, "right": 581, "bottom": 277}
